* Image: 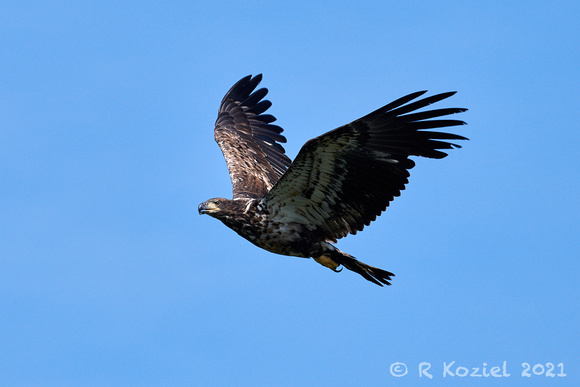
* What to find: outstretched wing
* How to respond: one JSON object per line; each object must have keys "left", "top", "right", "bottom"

{"left": 262, "top": 91, "right": 467, "bottom": 242}
{"left": 214, "top": 74, "right": 292, "bottom": 199}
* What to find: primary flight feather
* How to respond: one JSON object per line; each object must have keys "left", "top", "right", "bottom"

{"left": 199, "top": 74, "right": 467, "bottom": 286}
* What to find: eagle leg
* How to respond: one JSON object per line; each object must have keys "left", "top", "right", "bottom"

{"left": 316, "top": 248, "right": 394, "bottom": 286}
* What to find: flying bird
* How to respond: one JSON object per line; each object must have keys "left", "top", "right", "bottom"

{"left": 199, "top": 74, "right": 467, "bottom": 286}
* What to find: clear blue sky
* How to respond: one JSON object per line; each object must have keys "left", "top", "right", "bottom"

{"left": 1, "top": 1, "right": 578, "bottom": 386}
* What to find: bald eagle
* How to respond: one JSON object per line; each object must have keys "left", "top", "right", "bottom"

{"left": 199, "top": 74, "right": 467, "bottom": 286}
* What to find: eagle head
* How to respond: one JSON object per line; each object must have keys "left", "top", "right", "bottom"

{"left": 198, "top": 197, "right": 255, "bottom": 226}
{"left": 198, "top": 198, "right": 227, "bottom": 217}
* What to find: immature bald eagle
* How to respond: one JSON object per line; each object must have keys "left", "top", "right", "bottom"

{"left": 199, "top": 74, "right": 467, "bottom": 286}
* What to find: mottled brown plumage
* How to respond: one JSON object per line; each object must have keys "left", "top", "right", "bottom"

{"left": 199, "top": 74, "right": 467, "bottom": 286}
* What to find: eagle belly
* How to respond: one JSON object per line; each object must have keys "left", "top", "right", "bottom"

{"left": 217, "top": 201, "right": 322, "bottom": 258}
{"left": 234, "top": 219, "right": 319, "bottom": 257}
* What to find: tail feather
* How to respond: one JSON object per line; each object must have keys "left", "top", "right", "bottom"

{"left": 319, "top": 248, "right": 395, "bottom": 286}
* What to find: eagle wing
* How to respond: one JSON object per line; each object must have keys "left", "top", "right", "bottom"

{"left": 262, "top": 91, "right": 467, "bottom": 242}
{"left": 214, "top": 74, "right": 292, "bottom": 199}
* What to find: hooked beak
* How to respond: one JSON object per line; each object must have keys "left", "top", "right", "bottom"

{"left": 198, "top": 201, "right": 218, "bottom": 215}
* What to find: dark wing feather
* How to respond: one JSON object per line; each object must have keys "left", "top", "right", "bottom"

{"left": 214, "top": 74, "right": 292, "bottom": 199}
{"left": 262, "top": 91, "right": 467, "bottom": 242}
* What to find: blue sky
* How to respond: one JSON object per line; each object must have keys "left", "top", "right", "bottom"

{"left": 1, "top": 1, "right": 579, "bottom": 385}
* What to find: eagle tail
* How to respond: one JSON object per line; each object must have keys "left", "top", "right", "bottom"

{"left": 316, "top": 248, "right": 395, "bottom": 286}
